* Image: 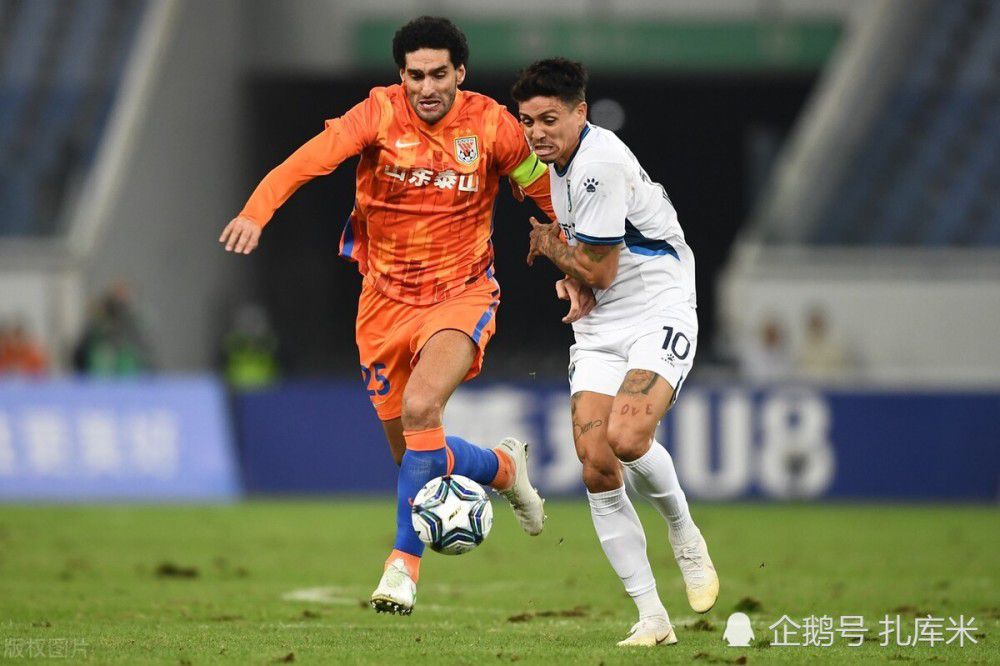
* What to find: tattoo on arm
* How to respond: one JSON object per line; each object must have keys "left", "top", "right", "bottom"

{"left": 581, "top": 245, "right": 614, "bottom": 263}
{"left": 541, "top": 233, "right": 587, "bottom": 282}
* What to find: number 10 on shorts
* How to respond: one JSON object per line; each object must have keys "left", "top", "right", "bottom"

{"left": 661, "top": 326, "right": 691, "bottom": 360}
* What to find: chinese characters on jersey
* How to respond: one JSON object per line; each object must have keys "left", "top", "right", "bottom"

{"left": 383, "top": 165, "right": 480, "bottom": 192}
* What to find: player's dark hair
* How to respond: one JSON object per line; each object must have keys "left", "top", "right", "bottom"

{"left": 511, "top": 58, "right": 588, "bottom": 107}
{"left": 392, "top": 16, "right": 470, "bottom": 69}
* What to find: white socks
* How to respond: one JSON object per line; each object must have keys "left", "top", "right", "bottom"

{"left": 587, "top": 486, "right": 666, "bottom": 620}
{"left": 622, "top": 440, "right": 699, "bottom": 545}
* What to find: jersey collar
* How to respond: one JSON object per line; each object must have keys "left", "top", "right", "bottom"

{"left": 554, "top": 123, "right": 591, "bottom": 177}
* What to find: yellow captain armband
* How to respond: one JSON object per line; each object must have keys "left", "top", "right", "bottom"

{"left": 509, "top": 153, "right": 548, "bottom": 188}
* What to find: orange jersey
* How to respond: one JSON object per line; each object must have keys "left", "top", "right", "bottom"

{"left": 239, "top": 84, "right": 553, "bottom": 305}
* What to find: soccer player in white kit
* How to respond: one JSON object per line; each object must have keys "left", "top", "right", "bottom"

{"left": 512, "top": 59, "right": 719, "bottom": 647}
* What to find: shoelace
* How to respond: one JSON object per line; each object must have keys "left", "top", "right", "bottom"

{"left": 384, "top": 566, "right": 411, "bottom": 587}
{"left": 500, "top": 486, "right": 521, "bottom": 503}
{"left": 498, "top": 445, "right": 541, "bottom": 523}
{"left": 677, "top": 543, "right": 708, "bottom": 585}
{"left": 499, "top": 452, "right": 528, "bottom": 509}
{"left": 502, "top": 486, "right": 541, "bottom": 521}
{"left": 627, "top": 618, "right": 666, "bottom": 637}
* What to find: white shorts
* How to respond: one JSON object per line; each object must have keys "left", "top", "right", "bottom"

{"left": 568, "top": 304, "right": 698, "bottom": 400}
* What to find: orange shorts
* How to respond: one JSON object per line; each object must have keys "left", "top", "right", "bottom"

{"left": 355, "top": 277, "right": 500, "bottom": 421}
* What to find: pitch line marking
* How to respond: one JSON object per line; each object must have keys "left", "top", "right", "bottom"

{"left": 281, "top": 586, "right": 493, "bottom": 614}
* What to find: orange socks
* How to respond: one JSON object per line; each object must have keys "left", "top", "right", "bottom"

{"left": 385, "top": 549, "right": 422, "bottom": 582}
{"left": 403, "top": 426, "right": 454, "bottom": 475}
{"left": 403, "top": 426, "right": 445, "bottom": 451}
{"left": 490, "top": 447, "right": 515, "bottom": 491}
{"left": 389, "top": 426, "right": 450, "bottom": 582}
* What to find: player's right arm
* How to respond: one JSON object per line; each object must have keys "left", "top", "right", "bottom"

{"left": 527, "top": 161, "right": 626, "bottom": 289}
{"left": 220, "top": 90, "right": 382, "bottom": 255}
{"left": 219, "top": 215, "right": 262, "bottom": 254}
{"left": 528, "top": 218, "right": 620, "bottom": 289}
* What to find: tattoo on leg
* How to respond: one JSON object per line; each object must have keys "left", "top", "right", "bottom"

{"left": 573, "top": 419, "right": 604, "bottom": 438}
{"left": 619, "top": 370, "right": 660, "bottom": 396}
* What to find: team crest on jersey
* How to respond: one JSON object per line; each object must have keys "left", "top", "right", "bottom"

{"left": 454, "top": 135, "right": 479, "bottom": 165}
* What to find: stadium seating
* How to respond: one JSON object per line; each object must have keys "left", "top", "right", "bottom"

{"left": 0, "top": 0, "right": 146, "bottom": 236}
{"left": 814, "top": 0, "right": 999, "bottom": 246}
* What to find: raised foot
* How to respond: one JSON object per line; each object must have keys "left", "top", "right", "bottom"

{"left": 496, "top": 437, "right": 546, "bottom": 536}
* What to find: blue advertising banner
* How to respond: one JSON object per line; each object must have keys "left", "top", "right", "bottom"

{"left": 0, "top": 377, "right": 239, "bottom": 501}
{"left": 236, "top": 381, "right": 397, "bottom": 494}
{"left": 236, "top": 381, "right": 999, "bottom": 501}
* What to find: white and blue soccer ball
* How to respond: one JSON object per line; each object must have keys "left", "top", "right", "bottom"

{"left": 411, "top": 475, "right": 493, "bottom": 555}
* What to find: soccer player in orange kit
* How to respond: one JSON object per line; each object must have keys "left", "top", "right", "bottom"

{"left": 219, "top": 17, "right": 553, "bottom": 615}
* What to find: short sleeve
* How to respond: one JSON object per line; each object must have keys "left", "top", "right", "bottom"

{"left": 571, "top": 162, "right": 627, "bottom": 245}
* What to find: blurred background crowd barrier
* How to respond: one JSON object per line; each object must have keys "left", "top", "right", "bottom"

{"left": 0, "top": 0, "right": 996, "bottom": 501}
{"left": 1, "top": 378, "right": 996, "bottom": 500}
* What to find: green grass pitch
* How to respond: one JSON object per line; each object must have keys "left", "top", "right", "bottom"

{"left": 0, "top": 501, "right": 996, "bottom": 664}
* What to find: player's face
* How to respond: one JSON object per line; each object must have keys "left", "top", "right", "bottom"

{"left": 518, "top": 96, "right": 588, "bottom": 169}
{"left": 400, "top": 49, "right": 466, "bottom": 124}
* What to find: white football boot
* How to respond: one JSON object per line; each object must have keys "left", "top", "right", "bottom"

{"left": 671, "top": 530, "right": 719, "bottom": 613}
{"left": 370, "top": 558, "right": 416, "bottom": 615}
{"left": 617, "top": 615, "right": 678, "bottom": 647}
{"left": 495, "top": 437, "right": 545, "bottom": 536}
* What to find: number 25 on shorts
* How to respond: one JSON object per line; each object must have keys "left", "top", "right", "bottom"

{"left": 360, "top": 363, "right": 391, "bottom": 396}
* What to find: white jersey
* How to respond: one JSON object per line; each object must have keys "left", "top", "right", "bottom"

{"left": 549, "top": 123, "right": 696, "bottom": 333}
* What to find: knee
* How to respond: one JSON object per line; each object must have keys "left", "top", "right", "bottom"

{"left": 606, "top": 420, "right": 651, "bottom": 463}
{"left": 400, "top": 391, "right": 444, "bottom": 431}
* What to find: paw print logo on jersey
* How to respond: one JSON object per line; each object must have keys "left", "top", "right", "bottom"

{"left": 583, "top": 178, "right": 599, "bottom": 193}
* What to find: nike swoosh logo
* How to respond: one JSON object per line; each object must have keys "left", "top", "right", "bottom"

{"left": 395, "top": 140, "right": 420, "bottom": 149}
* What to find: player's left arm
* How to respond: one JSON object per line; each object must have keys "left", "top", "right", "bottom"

{"left": 556, "top": 275, "right": 597, "bottom": 323}
{"left": 511, "top": 154, "right": 556, "bottom": 221}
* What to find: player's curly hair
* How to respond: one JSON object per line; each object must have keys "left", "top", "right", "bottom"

{"left": 392, "top": 16, "right": 470, "bottom": 69}
{"left": 511, "top": 58, "right": 588, "bottom": 106}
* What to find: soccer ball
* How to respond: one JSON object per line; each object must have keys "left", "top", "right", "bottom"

{"left": 411, "top": 475, "right": 493, "bottom": 555}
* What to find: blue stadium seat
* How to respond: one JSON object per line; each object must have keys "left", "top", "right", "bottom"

{"left": 813, "top": 0, "right": 998, "bottom": 247}
{"left": 0, "top": 0, "right": 145, "bottom": 236}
